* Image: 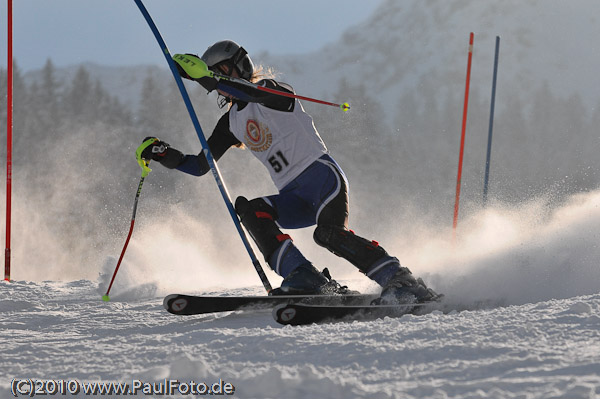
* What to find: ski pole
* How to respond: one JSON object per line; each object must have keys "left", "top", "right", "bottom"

{"left": 172, "top": 53, "right": 351, "bottom": 112}
{"left": 218, "top": 74, "right": 351, "bottom": 111}
{"left": 102, "top": 139, "right": 154, "bottom": 302}
{"left": 240, "top": 81, "right": 351, "bottom": 112}
{"left": 134, "top": 0, "right": 273, "bottom": 292}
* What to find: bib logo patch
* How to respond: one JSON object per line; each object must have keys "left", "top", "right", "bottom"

{"left": 245, "top": 120, "right": 272, "bottom": 152}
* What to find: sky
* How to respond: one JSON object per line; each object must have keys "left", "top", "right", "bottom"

{"left": 0, "top": 0, "right": 384, "bottom": 72}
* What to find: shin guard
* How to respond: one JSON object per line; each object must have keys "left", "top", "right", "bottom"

{"left": 313, "top": 225, "right": 401, "bottom": 285}
{"left": 236, "top": 196, "right": 308, "bottom": 277}
{"left": 235, "top": 196, "right": 289, "bottom": 260}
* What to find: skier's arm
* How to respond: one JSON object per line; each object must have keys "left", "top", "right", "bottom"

{"left": 174, "top": 112, "right": 241, "bottom": 176}
{"left": 217, "top": 79, "right": 295, "bottom": 112}
{"left": 141, "top": 113, "right": 240, "bottom": 176}
{"left": 172, "top": 54, "right": 294, "bottom": 111}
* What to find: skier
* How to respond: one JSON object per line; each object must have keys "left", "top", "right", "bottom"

{"left": 141, "top": 40, "right": 439, "bottom": 303}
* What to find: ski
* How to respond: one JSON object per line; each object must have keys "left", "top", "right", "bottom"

{"left": 272, "top": 301, "right": 441, "bottom": 326}
{"left": 163, "top": 293, "right": 378, "bottom": 316}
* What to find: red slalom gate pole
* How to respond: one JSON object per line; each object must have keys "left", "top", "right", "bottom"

{"left": 453, "top": 32, "right": 474, "bottom": 237}
{"left": 5, "top": 0, "right": 13, "bottom": 281}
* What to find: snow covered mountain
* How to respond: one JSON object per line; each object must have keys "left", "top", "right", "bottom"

{"left": 34, "top": 0, "right": 600, "bottom": 118}
{"left": 259, "top": 0, "right": 600, "bottom": 116}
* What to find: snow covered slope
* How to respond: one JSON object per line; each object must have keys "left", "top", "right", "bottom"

{"left": 2, "top": 188, "right": 600, "bottom": 398}
{"left": 1, "top": 280, "right": 599, "bottom": 398}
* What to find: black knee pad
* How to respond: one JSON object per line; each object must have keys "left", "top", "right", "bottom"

{"left": 314, "top": 225, "right": 389, "bottom": 274}
{"left": 235, "top": 196, "right": 288, "bottom": 259}
{"left": 235, "top": 196, "right": 279, "bottom": 220}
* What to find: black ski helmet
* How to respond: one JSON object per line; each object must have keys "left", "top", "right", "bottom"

{"left": 201, "top": 40, "right": 254, "bottom": 81}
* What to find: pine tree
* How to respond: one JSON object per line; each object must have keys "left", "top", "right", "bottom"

{"left": 11, "top": 61, "right": 31, "bottom": 164}
{"left": 40, "top": 59, "right": 61, "bottom": 118}
{"left": 64, "top": 65, "right": 94, "bottom": 122}
{"left": 138, "top": 73, "right": 167, "bottom": 134}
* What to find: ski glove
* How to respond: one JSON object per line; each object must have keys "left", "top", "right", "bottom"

{"left": 140, "top": 137, "right": 184, "bottom": 169}
{"left": 173, "top": 53, "right": 218, "bottom": 93}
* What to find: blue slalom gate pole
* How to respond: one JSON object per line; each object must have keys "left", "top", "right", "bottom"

{"left": 134, "top": 0, "right": 272, "bottom": 292}
{"left": 483, "top": 36, "right": 500, "bottom": 205}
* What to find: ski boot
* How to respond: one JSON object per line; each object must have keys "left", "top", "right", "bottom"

{"left": 270, "top": 264, "right": 355, "bottom": 296}
{"left": 373, "top": 267, "right": 441, "bottom": 305}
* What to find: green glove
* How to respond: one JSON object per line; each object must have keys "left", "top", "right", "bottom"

{"left": 135, "top": 137, "right": 158, "bottom": 177}
{"left": 173, "top": 54, "right": 213, "bottom": 80}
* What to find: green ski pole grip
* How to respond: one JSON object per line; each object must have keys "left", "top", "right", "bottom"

{"left": 135, "top": 138, "right": 156, "bottom": 177}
